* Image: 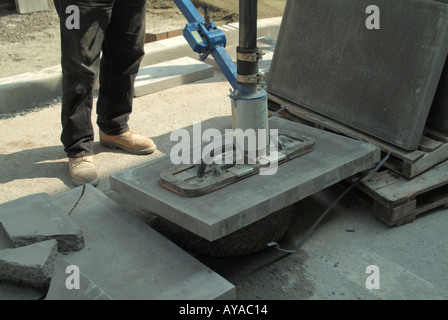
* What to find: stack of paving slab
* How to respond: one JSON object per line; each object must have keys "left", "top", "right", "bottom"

{"left": 266, "top": 0, "right": 448, "bottom": 226}
{"left": 267, "top": 0, "right": 448, "bottom": 152}
{"left": 0, "top": 185, "right": 235, "bottom": 300}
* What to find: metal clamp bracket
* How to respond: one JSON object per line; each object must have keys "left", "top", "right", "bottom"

{"left": 237, "top": 49, "right": 265, "bottom": 62}
{"left": 237, "top": 72, "right": 264, "bottom": 84}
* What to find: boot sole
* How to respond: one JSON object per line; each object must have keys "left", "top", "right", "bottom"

{"left": 100, "top": 140, "right": 156, "bottom": 155}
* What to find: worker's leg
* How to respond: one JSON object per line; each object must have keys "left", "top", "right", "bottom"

{"left": 96, "top": 0, "right": 147, "bottom": 135}
{"left": 54, "top": 0, "right": 113, "bottom": 158}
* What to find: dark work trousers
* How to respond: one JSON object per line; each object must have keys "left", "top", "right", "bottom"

{"left": 53, "top": 0, "right": 146, "bottom": 158}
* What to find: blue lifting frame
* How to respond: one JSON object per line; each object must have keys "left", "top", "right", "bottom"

{"left": 173, "top": 0, "right": 239, "bottom": 91}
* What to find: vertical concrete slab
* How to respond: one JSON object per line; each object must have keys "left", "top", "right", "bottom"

{"left": 15, "top": 0, "right": 48, "bottom": 13}
{"left": 267, "top": 0, "right": 448, "bottom": 150}
{"left": 48, "top": 185, "right": 235, "bottom": 300}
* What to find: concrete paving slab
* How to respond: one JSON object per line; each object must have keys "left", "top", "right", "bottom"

{"left": 15, "top": 0, "right": 48, "bottom": 14}
{"left": 45, "top": 255, "right": 112, "bottom": 300}
{"left": 134, "top": 57, "right": 214, "bottom": 97}
{"left": 110, "top": 117, "right": 380, "bottom": 241}
{"left": 0, "top": 239, "right": 58, "bottom": 289}
{"left": 48, "top": 185, "right": 235, "bottom": 300}
{"left": 0, "top": 193, "right": 84, "bottom": 252}
{"left": 267, "top": 0, "right": 448, "bottom": 151}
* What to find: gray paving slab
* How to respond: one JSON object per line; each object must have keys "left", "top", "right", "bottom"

{"left": 110, "top": 117, "right": 380, "bottom": 241}
{"left": 134, "top": 57, "right": 214, "bottom": 97}
{"left": 48, "top": 185, "right": 235, "bottom": 300}
{"left": 0, "top": 193, "right": 84, "bottom": 252}
{"left": 45, "top": 255, "right": 112, "bottom": 300}
{"left": 0, "top": 239, "right": 58, "bottom": 289}
{"left": 267, "top": 0, "right": 448, "bottom": 151}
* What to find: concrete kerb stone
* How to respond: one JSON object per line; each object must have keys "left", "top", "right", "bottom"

{"left": 134, "top": 57, "right": 214, "bottom": 97}
{"left": 0, "top": 66, "right": 63, "bottom": 114}
{"left": 15, "top": 0, "right": 48, "bottom": 14}
{"left": 0, "top": 17, "right": 282, "bottom": 114}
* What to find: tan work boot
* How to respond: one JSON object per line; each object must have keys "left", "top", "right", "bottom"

{"left": 68, "top": 156, "right": 99, "bottom": 187}
{"left": 99, "top": 130, "right": 157, "bottom": 155}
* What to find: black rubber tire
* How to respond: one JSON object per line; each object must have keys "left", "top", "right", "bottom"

{"left": 152, "top": 205, "right": 294, "bottom": 258}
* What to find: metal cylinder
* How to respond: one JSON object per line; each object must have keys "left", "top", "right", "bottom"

{"left": 231, "top": 90, "right": 269, "bottom": 156}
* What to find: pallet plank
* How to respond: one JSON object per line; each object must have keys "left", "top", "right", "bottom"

{"left": 268, "top": 93, "right": 448, "bottom": 178}
{"left": 358, "top": 161, "right": 448, "bottom": 226}
{"left": 369, "top": 161, "right": 448, "bottom": 205}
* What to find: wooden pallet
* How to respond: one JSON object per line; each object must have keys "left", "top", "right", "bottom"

{"left": 268, "top": 93, "right": 448, "bottom": 179}
{"left": 354, "top": 161, "right": 448, "bottom": 226}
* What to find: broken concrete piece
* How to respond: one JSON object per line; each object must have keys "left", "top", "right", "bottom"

{"left": 0, "top": 239, "right": 58, "bottom": 290}
{"left": 15, "top": 0, "right": 48, "bottom": 14}
{"left": 0, "top": 193, "right": 84, "bottom": 252}
{"left": 134, "top": 56, "right": 214, "bottom": 97}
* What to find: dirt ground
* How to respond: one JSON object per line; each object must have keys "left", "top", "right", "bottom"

{"left": 0, "top": 0, "right": 286, "bottom": 78}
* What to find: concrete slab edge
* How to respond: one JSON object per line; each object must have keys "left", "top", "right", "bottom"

{"left": 0, "top": 17, "right": 282, "bottom": 114}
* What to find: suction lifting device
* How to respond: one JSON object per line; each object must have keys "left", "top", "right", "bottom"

{"left": 160, "top": 0, "right": 315, "bottom": 196}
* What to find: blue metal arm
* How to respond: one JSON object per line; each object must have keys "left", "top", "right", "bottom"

{"left": 173, "top": 0, "right": 239, "bottom": 91}
{"left": 174, "top": 0, "right": 205, "bottom": 24}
